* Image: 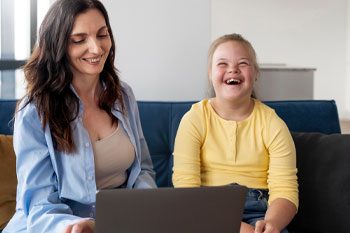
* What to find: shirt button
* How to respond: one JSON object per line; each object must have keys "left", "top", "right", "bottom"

{"left": 88, "top": 176, "right": 94, "bottom": 180}
{"left": 90, "top": 212, "right": 94, "bottom": 217}
{"left": 85, "top": 142, "right": 89, "bottom": 147}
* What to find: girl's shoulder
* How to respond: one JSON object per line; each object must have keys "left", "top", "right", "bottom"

{"left": 186, "top": 99, "right": 212, "bottom": 117}
{"left": 253, "top": 99, "right": 279, "bottom": 118}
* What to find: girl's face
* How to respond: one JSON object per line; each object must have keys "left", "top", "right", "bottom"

{"left": 209, "top": 41, "right": 256, "bottom": 102}
{"left": 67, "top": 9, "right": 112, "bottom": 80}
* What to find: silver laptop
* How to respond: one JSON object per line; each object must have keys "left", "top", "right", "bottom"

{"left": 95, "top": 184, "right": 247, "bottom": 233}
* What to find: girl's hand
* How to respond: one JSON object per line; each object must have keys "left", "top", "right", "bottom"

{"left": 254, "top": 220, "right": 279, "bottom": 233}
{"left": 240, "top": 221, "right": 255, "bottom": 233}
{"left": 64, "top": 219, "right": 95, "bottom": 233}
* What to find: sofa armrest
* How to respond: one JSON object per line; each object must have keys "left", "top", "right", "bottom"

{"left": 289, "top": 132, "right": 350, "bottom": 233}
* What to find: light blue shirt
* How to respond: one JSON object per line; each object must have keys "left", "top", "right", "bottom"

{"left": 3, "top": 81, "right": 157, "bottom": 233}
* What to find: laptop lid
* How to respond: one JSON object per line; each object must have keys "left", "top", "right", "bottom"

{"left": 95, "top": 184, "right": 247, "bottom": 233}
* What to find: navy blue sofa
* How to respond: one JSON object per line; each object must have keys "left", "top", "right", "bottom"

{"left": 1, "top": 99, "right": 349, "bottom": 233}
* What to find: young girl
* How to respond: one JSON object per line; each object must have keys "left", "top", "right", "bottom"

{"left": 172, "top": 34, "right": 298, "bottom": 233}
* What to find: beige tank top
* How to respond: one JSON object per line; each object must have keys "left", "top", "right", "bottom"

{"left": 92, "top": 124, "right": 135, "bottom": 189}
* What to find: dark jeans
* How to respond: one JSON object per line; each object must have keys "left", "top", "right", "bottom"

{"left": 242, "top": 189, "right": 289, "bottom": 233}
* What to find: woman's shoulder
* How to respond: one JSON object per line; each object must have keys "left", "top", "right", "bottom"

{"left": 119, "top": 80, "right": 135, "bottom": 96}
{"left": 16, "top": 97, "right": 39, "bottom": 119}
{"left": 120, "top": 80, "right": 131, "bottom": 90}
{"left": 14, "top": 97, "right": 44, "bottom": 133}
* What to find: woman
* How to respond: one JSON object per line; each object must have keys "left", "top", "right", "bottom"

{"left": 3, "top": 0, "right": 156, "bottom": 232}
{"left": 172, "top": 34, "right": 298, "bottom": 233}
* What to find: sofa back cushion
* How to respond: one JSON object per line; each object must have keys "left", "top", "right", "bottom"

{"left": 137, "top": 100, "right": 341, "bottom": 187}
{"left": 0, "top": 135, "right": 17, "bottom": 229}
{"left": 137, "top": 101, "right": 193, "bottom": 187}
{"left": 289, "top": 132, "right": 350, "bottom": 233}
{"left": 264, "top": 100, "right": 341, "bottom": 134}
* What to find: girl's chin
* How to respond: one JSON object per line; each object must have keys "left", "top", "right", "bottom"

{"left": 219, "top": 94, "right": 251, "bottom": 102}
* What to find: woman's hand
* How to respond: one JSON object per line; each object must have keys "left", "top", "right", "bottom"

{"left": 64, "top": 219, "right": 95, "bottom": 233}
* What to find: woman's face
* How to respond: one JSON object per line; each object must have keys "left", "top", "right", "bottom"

{"left": 67, "top": 8, "right": 112, "bottom": 80}
{"left": 209, "top": 41, "right": 256, "bottom": 102}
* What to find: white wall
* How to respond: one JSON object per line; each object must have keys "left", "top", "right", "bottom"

{"left": 211, "top": 0, "right": 349, "bottom": 119}
{"left": 102, "top": 0, "right": 211, "bottom": 101}
{"left": 346, "top": 0, "right": 350, "bottom": 118}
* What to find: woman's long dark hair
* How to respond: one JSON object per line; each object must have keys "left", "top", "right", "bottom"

{"left": 21, "top": 0, "right": 124, "bottom": 153}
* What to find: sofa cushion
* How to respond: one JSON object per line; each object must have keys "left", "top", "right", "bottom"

{"left": 289, "top": 132, "right": 350, "bottom": 233}
{"left": 0, "top": 134, "right": 17, "bottom": 229}
{"left": 0, "top": 100, "right": 16, "bottom": 135}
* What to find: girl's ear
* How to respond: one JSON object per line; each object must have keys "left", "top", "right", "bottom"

{"left": 207, "top": 68, "right": 212, "bottom": 79}
{"left": 254, "top": 67, "right": 260, "bottom": 82}
{"left": 207, "top": 78, "right": 215, "bottom": 98}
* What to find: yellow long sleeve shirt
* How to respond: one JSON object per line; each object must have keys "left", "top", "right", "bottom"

{"left": 172, "top": 99, "right": 298, "bottom": 208}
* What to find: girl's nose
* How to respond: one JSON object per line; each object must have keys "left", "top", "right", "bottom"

{"left": 228, "top": 64, "right": 239, "bottom": 74}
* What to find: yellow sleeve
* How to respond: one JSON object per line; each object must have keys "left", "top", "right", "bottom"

{"left": 265, "top": 112, "right": 299, "bottom": 209}
{"left": 172, "top": 107, "right": 204, "bottom": 187}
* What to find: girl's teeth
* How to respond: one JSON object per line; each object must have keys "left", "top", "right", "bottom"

{"left": 226, "top": 78, "right": 241, "bottom": 84}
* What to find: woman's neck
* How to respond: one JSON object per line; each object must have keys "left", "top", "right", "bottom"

{"left": 210, "top": 97, "right": 254, "bottom": 121}
{"left": 72, "top": 75, "right": 101, "bottom": 105}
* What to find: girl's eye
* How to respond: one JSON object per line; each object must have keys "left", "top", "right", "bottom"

{"left": 239, "top": 61, "right": 249, "bottom": 66}
{"left": 217, "top": 62, "right": 227, "bottom": 67}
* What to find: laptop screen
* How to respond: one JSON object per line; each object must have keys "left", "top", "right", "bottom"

{"left": 95, "top": 184, "right": 247, "bottom": 233}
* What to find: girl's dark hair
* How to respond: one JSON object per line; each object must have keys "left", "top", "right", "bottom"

{"left": 21, "top": 0, "right": 124, "bottom": 153}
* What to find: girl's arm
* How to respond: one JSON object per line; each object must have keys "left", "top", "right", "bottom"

{"left": 172, "top": 108, "right": 203, "bottom": 187}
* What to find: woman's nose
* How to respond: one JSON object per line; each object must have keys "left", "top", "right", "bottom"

{"left": 87, "top": 38, "right": 102, "bottom": 54}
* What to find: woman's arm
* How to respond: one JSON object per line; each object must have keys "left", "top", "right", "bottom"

{"left": 64, "top": 219, "right": 95, "bottom": 233}
{"left": 12, "top": 103, "right": 83, "bottom": 232}
{"left": 123, "top": 83, "right": 157, "bottom": 189}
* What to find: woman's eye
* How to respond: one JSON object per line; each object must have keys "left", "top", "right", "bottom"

{"left": 71, "top": 39, "right": 85, "bottom": 44}
{"left": 218, "top": 62, "right": 227, "bottom": 67}
{"left": 70, "top": 36, "right": 85, "bottom": 44}
{"left": 98, "top": 34, "right": 109, "bottom": 38}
